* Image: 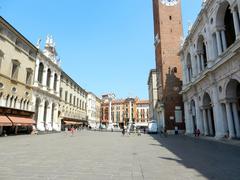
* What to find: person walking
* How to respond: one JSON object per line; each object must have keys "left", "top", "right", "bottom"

{"left": 70, "top": 127, "right": 75, "bottom": 136}
{"left": 122, "top": 128, "right": 125, "bottom": 136}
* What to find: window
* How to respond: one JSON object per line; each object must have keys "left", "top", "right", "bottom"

{"left": 54, "top": 73, "right": 58, "bottom": 91}
{"left": 70, "top": 94, "right": 72, "bottom": 104}
{"left": 46, "top": 69, "right": 51, "bottom": 88}
{"left": 11, "top": 60, "right": 20, "bottom": 80}
{"left": 38, "top": 63, "right": 44, "bottom": 84}
{"left": 60, "top": 88, "right": 63, "bottom": 98}
{"left": 26, "top": 68, "right": 33, "bottom": 85}
{"left": 65, "top": 91, "right": 68, "bottom": 102}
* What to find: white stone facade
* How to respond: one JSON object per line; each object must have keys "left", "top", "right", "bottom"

{"left": 148, "top": 69, "right": 158, "bottom": 121}
{"left": 180, "top": 0, "right": 240, "bottom": 139}
{"left": 87, "top": 92, "right": 101, "bottom": 128}
{"left": 32, "top": 36, "right": 61, "bottom": 131}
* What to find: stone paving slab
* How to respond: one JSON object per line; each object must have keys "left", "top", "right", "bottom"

{"left": 0, "top": 131, "right": 240, "bottom": 180}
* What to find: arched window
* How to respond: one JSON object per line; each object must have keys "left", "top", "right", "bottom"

{"left": 197, "top": 35, "right": 208, "bottom": 72}
{"left": 224, "top": 5, "right": 236, "bottom": 47}
{"left": 54, "top": 73, "right": 57, "bottom": 91}
{"left": 38, "top": 63, "right": 44, "bottom": 84}
{"left": 46, "top": 68, "right": 51, "bottom": 88}
{"left": 215, "top": 1, "right": 236, "bottom": 53}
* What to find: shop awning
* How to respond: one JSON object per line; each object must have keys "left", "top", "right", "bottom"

{"left": 0, "top": 115, "right": 12, "bottom": 126}
{"left": 7, "top": 116, "right": 36, "bottom": 126}
{"left": 64, "top": 121, "right": 82, "bottom": 125}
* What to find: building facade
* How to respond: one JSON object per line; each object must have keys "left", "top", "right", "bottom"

{"left": 136, "top": 100, "right": 149, "bottom": 126}
{"left": 87, "top": 92, "right": 101, "bottom": 128}
{"left": 101, "top": 96, "right": 149, "bottom": 128}
{"left": 32, "top": 36, "right": 61, "bottom": 131}
{"left": 59, "top": 71, "right": 88, "bottom": 129}
{"left": 179, "top": 0, "right": 240, "bottom": 139}
{"left": 152, "top": 0, "right": 185, "bottom": 133}
{"left": 0, "top": 17, "right": 37, "bottom": 135}
{"left": 148, "top": 69, "right": 158, "bottom": 121}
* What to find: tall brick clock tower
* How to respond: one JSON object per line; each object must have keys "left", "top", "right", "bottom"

{"left": 152, "top": 0, "right": 185, "bottom": 133}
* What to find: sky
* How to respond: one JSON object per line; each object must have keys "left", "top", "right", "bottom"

{"left": 0, "top": 0, "right": 202, "bottom": 99}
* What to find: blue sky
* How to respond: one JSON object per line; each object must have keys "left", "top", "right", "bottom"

{"left": 0, "top": 0, "right": 202, "bottom": 99}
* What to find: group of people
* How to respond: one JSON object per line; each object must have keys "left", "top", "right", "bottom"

{"left": 121, "top": 127, "right": 145, "bottom": 136}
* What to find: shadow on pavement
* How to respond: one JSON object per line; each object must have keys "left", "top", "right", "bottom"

{"left": 149, "top": 134, "right": 240, "bottom": 180}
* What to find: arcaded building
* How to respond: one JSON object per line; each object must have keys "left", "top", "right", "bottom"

{"left": 180, "top": 0, "right": 240, "bottom": 139}
{"left": 0, "top": 17, "right": 37, "bottom": 135}
{"left": 33, "top": 36, "right": 61, "bottom": 131}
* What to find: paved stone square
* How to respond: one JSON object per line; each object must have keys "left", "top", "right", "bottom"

{"left": 0, "top": 131, "right": 240, "bottom": 180}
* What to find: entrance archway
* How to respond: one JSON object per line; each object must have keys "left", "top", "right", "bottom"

{"left": 225, "top": 79, "right": 240, "bottom": 138}
{"left": 203, "top": 93, "right": 215, "bottom": 136}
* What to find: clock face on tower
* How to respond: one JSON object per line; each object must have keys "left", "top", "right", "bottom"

{"left": 160, "top": 0, "right": 178, "bottom": 6}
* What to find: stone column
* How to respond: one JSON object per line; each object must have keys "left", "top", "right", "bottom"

{"left": 197, "top": 54, "right": 201, "bottom": 73}
{"left": 203, "top": 109, "right": 209, "bottom": 135}
{"left": 46, "top": 102, "right": 53, "bottom": 131}
{"left": 37, "top": 99, "right": 45, "bottom": 131}
{"left": 225, "top": 102, "right": 235, "bottom": 138}
{"left": 191, "top": 54, "right": 197, "bottom": 77}
{"left": 53, "top": 104, "right": 60, "bottom": 131}
{"left": 232, "top": 103, "right": 240, "bottom": 138}
{"left": 50, "top": 70, "right": 55, "bottom": 93}
{"left": 221, "top": 103, "right": 228, "bottom": 135}
{"left": 200, "top": 53, "right": 205, "bottom": 70}
{"left": 232, "top": 9, "right": 240, "bottom": 38}
{"left": 184, "top": 101, "right": 191, "bottom": 134}
{"left": 42, "top": 66, "right": 48, "bottom": 89}
{"left": 183, "top": 65, "right": 187, "bottom": 85}
{"left": 207, "top": 109, "right": 213, "bottom": 136}
{"left": 211, "top": 85, "right": 225, "bottom": 138}
{"left": 221, "top": 30, "right": 227, "bottom": 51}
{"left": 216, "top": 31, "right": 222, "bottom": 55}
{"left": 34, "top": 59, "right": 40, "bottom": 86}
{"left": 1, "top": 97, "right": 6, "bottom": 107}
{"left": 195, "top": 96, "right": 204, "bottom": 133}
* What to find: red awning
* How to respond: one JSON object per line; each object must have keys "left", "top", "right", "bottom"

{"left": 7, "top": 116, "right": 36, "bottom": 126}
{"left": 0, "top": 115, "right": 12, "bottom": 126}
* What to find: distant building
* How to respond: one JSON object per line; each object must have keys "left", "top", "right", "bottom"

{"left": 87, "top": 92, "right": 101, "bottom": 128}
{"left": 101, "top": 96, "right": 149, "bottom": 128}
{"left": 136, "top": 100, "right": 149, "bottom": 127}
{"left": 59, "top": 71, "right": 88, "bottom": 129}
{"left": 179, "top": 0, "right": 240, "bottom": 139}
